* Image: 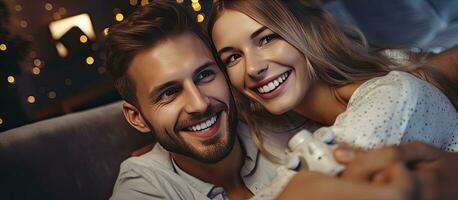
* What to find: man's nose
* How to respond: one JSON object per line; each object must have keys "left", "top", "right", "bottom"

{"left": 246, "top": 51, "right": 268, "bottom": 81}
{"left": 183, "top": 83, "right": 210, "bottom": 114}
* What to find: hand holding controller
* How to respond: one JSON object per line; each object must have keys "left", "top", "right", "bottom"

{"left": 286, "top": 128, "right": 345, "bottom": 176}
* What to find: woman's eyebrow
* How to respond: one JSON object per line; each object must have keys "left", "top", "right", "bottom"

{"left": 250, "top": 26, "right": 268, "bottom": 40}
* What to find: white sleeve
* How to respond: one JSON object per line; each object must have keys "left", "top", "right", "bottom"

{"left": 330, "top": 72, "right": 458, "bottom": 151}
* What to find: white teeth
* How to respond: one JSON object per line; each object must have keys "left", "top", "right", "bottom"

{"left": 262, "top": 85, "right": 269, "bottom": 92}
{"left": 273, "top": 80, "right": 279, "bottom": 86}
{"left": 256, "top": 72, "right": 289, "bottom": 94}
{"left": 187, "top": 115, "right": 218, "bottom": 131}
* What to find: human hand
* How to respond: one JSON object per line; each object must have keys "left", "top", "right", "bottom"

{"left": 334, "top": 141, "right": 458, "bottom": 200}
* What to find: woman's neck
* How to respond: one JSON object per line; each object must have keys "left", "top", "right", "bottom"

{"left": 293, "top": 81, "right": 362, "bottom": 126}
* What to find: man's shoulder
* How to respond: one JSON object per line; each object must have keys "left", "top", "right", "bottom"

{"left": 119, "top": 144, "right": 174, "bottom": 176}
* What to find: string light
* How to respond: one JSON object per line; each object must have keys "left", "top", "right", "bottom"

{"left": 45, "top": 3, "right": 53, "bottom": 11}
{"left": 115, "top": 13, "right": 124, "bottom": 22}
{"left": 0, "top": 43, "right": 7, "bottom": 51}
{"left": 15, "top": 5, "right": 22, "bottom": 12}
{"left": 53, "top": 12, "right": 62, "bottom": 20}
{"left": 7, "top": 76, "right": 15, "bottom": 84}
{"left": 80, "top": 35, "right": 88, "bottom": 43}
{"left": 192, "top": 2, "right": 201, "bottom": 11}
{"left": 32, "top": 67, "right": 41, "bottom": 75}
{"left": 58, "top": 7, "right": 67, "bottom": 15}
{"left": 27, "top": 96, "right": 36, "bottom": 104}
{"left": 176, "top": 0, "right": 184, "bottom": 3}
{"left": 103, "top": 28, "right": 109, "bottom": 36}
{"left": 47, "top": 91, "right": 57, "bottom": 99}
{"left": 20, "top": 20, "right": 28, "bottom": 28}
{"left": 0, "top": 117, "right": 3, "bottom": 125}
{"left": 191, "top": 0, "right": 199, "bottom": 2}
{"left": 34, "top": 59, "right": 42, "bottom": 67}
{"left": 141, "top": 0, "right": 149, "bottom": 6}
{"left": 197, "top": 13, "right": 205, "bottom": 23}
{"left": 130, "top": 0, "right": 138, "bottom": 6}
{"left": 86, "top": 56, "right": 95, "bottom": 65}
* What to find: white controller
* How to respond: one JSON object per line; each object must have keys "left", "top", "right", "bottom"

{"left": 285, "top": 128, "right": 345, "bottom": 176}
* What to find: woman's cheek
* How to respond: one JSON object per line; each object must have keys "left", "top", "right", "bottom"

{"left": 227, "top": 67, "right": 245, "bottom": 91}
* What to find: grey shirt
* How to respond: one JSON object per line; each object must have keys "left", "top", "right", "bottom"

{"left": 110, "top": 123, "right": 281, "bottom": 200}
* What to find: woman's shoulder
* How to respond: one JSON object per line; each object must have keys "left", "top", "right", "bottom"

{"left": 349, "top": 70, "right": 446, "bottom": 107}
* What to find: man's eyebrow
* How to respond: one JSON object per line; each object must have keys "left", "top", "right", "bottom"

{"left": 217, "top": 26, "right": 268, "bottom": 56}
{"left": 193, "top": 61, "right": 215, "bottom": 78}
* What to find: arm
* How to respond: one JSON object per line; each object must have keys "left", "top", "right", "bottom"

{"left": 334, "top": 141, "right": 458, "bottom": 200}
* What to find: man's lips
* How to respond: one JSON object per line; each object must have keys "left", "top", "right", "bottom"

{"left": 180, "top": 112, "right": 222, "bottom": 138}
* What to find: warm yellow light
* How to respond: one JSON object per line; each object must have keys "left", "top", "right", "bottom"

{"left": 45, "top": 3, "right": 53, "bottom": 11}
{"left": 0, "top": 44, "right": 7, "bottom": 51}
{"left": 0, "top": 117, "right": 3, "bottom": 125}
{"left": 80, "top": 35, "right": 88, "bottom": 43}
{"left": 176, "top": 0, "right": 184, "bottom": 3}
{"left": 86, "top": 56, "right": 95, "bottom": 65}
{"left": 141, "top": 0, "right": 149, "bottom": 6}
{"left": 15, "top": 5, "right": 22, "bottom": 12}
{"left": 32, "top": 67, "right": 41, "bottom": 75}
{"left": 103, "top": 28, "right": 109, "bottom": 36}
{"left": 191, "top": 0, "right": 199, "bottom": 2}
{"left": 7, "top": 76, "right": 15, "bottom": 84}
{"left": 48, "top": 91, "right": 57, "bottom": 99}
{"left": 27, "top": 96, "right": 36, "bottom": 104}
{"left": 130, "top": 0, "right": 138, "bottom": 6}
{"left": 115, "top": 13, "right": 124, "bottom": 22}
{"left": 58, "top": 7, "right": 67, "bottom": 15}
{"left": 197, "top": 13, "right": 205, "bottom": 23}
{"left": 192, "top": 2, "right": 201, "bottom": 11}
{"left": 53, "top": 12, "right": 62, "bottom": 20}
{"left": 34, "top": 59, "right": 42, "bottom": 66}
{"left": 20, "top": 20, "right": 28, "bottom": 28}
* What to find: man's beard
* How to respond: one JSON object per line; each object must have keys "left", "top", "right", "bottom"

{"left": 145, "top": 97, "right": 239, "bottom": 164}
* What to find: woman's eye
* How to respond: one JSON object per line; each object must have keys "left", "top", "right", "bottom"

{"left": 260, "top": 34, "right": 279, "bottom": 46}
{"left": 224, "top": 54, "right": 241, "bottom": 66}
{"left": 196, "top": 69, "right": 215, "bottom": 83}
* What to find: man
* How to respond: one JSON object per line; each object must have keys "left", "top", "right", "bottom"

{"left": 106, "top": 1, "right": 280, "bottom": 199}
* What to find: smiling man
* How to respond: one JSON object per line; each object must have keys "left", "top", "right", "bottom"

{"left": 106, "top": 1, "right": 279, "bottom": 199}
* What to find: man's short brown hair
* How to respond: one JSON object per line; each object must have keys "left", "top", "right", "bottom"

{"left": 105, "top": 0, "right": 212, "bottom": 106}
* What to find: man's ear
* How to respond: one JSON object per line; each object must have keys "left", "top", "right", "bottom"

{"left": 122, "top": 101, "right": 151, "bottom": 133}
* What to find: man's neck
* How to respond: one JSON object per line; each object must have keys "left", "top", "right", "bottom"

{"left": 171, "top": 137, "right": 252, "bottom": 198}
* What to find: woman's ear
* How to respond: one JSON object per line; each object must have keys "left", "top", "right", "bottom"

{"left": 122, "top": 101, "right": 151, "bottom": 133}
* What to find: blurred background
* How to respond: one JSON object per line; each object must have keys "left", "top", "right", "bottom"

{"left": 0, "top": 0, "right": 211, "bottom": 131}
{"left": 1, "top": 0, "right": 457, "bottom": 132}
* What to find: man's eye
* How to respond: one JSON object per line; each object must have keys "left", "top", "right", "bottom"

{"left": 196, "top": 69, "right": 215, "bottom": 83}
{"left": 260, "top": 34, "right": 279, "bottom": 46}
{"left": 224, "top": 54, "right": 241, "bottom": 66}
{"left": 160, "top": 88, "right": 178, "bottom": 100}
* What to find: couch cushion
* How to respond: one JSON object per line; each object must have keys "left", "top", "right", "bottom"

{"left": 0, "top": 101, "right": 154, "bottom": 200}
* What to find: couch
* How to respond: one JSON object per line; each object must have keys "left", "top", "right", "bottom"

{"left": 0, "top": 101, "right": 154, "bottom": 200}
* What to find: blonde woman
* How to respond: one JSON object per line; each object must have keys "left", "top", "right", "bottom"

{"left": 208, "top": 0, "right": 458, "bottom": 157}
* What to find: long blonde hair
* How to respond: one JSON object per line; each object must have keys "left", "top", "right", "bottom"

{"left": 207, "top": 0, "right": 458, "bottom": 163}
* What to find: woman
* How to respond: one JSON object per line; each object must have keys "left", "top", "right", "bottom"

{"left": 207, "top": 0, "right": 458, "bottom": 158}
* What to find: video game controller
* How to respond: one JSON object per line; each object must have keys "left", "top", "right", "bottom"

{"left": 285, "top": 128, "right": 345, "bottom": 176}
